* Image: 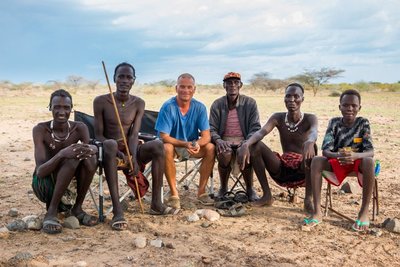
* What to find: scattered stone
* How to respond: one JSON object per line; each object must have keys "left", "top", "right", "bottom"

{"left": 133, "top": 236, "right": 147, "bottom": 248}
{"left": 63, "top": 216, "right": 80, "bottom": 229}
{"left": 201, "top": 222, "right": 211, "bottom": 228}
{"left": 8, "top": 252, "right": 33, "bottom": 265}
{"left": 201, "top": 256, "right": 212, "bottom": 265}
{"left": 24, "top": 157, "right": 31, "bottom": 161}
{"left": 369, "top": 228, "right": 383, "bottom": 237}
{"left": 341, "top": 181, "right": 362, "bottom": 194}
{"left": 22, "top": 215, "right": 42, "bottom": 230}
{"left": 196, "top": 209, "right": 220, "bottom": 221}
{"left": 61, "top": 236, "right": 77, "bottom": 242}
{"left": 165, "top": 242, "right": 175, "bottom": 249}
{"left": 150, "top": 239, "right": 163, "bottom": 248}
{"left": 382, "top": 218, "right": 391, "bottom": 228}
{"left": 0, "top": 227, "right": 10, "bottom": 239}
{"left": 301, "top": 225, "right": 311, "bottom": 232}
{"left": 126, "top": 256, "right": 134, "bottom": 261}
{"left": 8, "top": 208, "right": 18, "bottom": 217}
{"left": 75, "top": 261, "right": 87, "bottom": 267}
{"left": 187, "top": 213, "right": 200, "bottom": 222}
{"left": 385, "top": 218, "right": 400, "bottom": 233}
{"left": 7, "top": 219, "right": 27, "bottom": 231}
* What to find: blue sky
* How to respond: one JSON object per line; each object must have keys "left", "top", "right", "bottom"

{"left": 1, "top": 0, "right": 399, "bottom": 84}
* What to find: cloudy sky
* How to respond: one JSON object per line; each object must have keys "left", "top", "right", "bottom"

{"left": 0, "top": 0, "right": 399, "bottom": 84}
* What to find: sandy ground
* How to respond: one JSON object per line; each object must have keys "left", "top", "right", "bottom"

{"left": 0, "top": 88, "right": 399, "bottom": 266}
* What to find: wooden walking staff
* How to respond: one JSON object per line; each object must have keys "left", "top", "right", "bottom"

{"left": 101, "top": 61, "right": 144, "bottom": 214}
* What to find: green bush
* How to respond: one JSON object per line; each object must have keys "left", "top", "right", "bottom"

{"left": 328, "top": 90, "right": 341, "bottom": 97}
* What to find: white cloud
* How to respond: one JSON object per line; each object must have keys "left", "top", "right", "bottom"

{"left": 8, "top": 0, "right": 398, "bottom": 83}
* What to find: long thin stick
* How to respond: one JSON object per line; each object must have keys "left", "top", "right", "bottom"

{"left": 102, "top": 61, "right": 144, "bottom": 214}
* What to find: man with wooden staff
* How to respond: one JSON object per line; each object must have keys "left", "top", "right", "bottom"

{"left": 94, "top": 62, "right": 178, "bottom": 231}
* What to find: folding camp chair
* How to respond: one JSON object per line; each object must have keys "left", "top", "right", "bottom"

{"left": 278, "top": 145, "right": 320, "bottom": 203}
{"left": 175, "top": 157, "right": 214, "bottom": 195}
{"left": 323, "top": 160, "right": 380, "bottom": 222}
{"left": 74, "top": 110, "right": 157, "bottom": 222}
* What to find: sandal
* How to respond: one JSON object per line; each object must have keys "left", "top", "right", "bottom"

{"left": 110, "top": 216, "right": 128, "bottom": 231}
{"left": 42, "top": 217, "right": 62, "bottom": 234}
{"left": 167, "top": 196, "right": 181, "bottom": 209}
{"left": 75, "top": 212, "right": 98, "bottom": 226}
{"left": 222, "top": 191, "right": 236, "bottom": 201}
{"left": 197, "top": 193, "right": 214, "bottom": 206}
{"left": 233, "top": 190, "right": 249, "bottom": 203}
{"left": 214, "top": 199, "right": 236, "bottom": 210}
{"left": 217, "top": 203, "right": 246, "bottom": 217}
{"left": 352, "top": 219, "right": 370, "bottom": 232}
{"left": 149, "top": 206, "right": 180, "bottom": 216}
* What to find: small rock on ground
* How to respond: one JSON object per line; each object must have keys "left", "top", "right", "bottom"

{"left": 385, "top": 218, "right": 400, "bottom": 233}
{"left": 149, "top": 239, "right": 163, "bottom": 248}
{"left": 187, "top": 213, "right": 200, "bottom": 222}
{"left": 63, "top": 216, "right": 80, "bottom": 229}
{"left": 22, "top": 215, "right": 42, "bottom": 230}
{"left": 8, "top": 208, "right": 19, "bottom": 217}
{"left": 133, "top": 236, "right": 147, "bottom": 248}
{"left": 7, "top": 219, "right": 27, "bottom": 232}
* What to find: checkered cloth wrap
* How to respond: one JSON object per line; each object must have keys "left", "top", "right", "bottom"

{"left": 275, "top": 152, "right": 303, "bottom": 170}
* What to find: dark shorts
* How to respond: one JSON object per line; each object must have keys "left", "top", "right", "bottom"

{"left": 270, "top": 166, "right": 305, "bottom": 188}
{"left": 32, "top": 172, "right": 75, "bottom": 212}
{"left": 270, "top": 152, "right": 305, "bottom": 187}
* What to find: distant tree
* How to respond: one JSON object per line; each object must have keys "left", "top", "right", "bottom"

{"left": 85, "top": 79, "right": 100, "bottom": 90}
{"left": 66, "top": 75, "right": 84, "bottom": 88}
{"left": 249, "top": 72, "right": 286, "bottom": 91}
{"left": 291, "top": 68, "right": 345, "bottom": 96}
{"left": 153, "top": 79, "right": 175, "bottom": 87}
{"left": 45, "top": 80, "right": 63, "bottom": 90}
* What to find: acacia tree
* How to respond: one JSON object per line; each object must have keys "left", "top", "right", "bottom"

{"left": 291, "top": 67, "right": 345, "bottom": 96}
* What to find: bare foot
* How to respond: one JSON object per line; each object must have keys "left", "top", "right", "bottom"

{"left": 251, "top": 197, "right": 274, "bottom": 207}
{"left": 247, "top": 189, "right": 260, "bottom": 202}
{"left": 303, "top": 198, "right": 314, "bottom": 214}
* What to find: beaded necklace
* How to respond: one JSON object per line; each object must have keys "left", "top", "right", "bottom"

{"left": 49, "top": 120, "right": 71, "bottom": 149}
{"left": 284, "top": 112, "right": 304, "bottom": 133}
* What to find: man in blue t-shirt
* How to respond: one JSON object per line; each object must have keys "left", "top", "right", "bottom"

{"left": 155, "top": 73, "right": 215, "bottom": 209}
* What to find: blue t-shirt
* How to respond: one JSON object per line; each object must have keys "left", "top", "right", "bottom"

{"left": 155, "top": 97, "right": 210, "bottom": 141}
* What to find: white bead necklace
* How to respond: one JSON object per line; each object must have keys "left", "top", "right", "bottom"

{"left": 49, "top": 120, "right": 71, "bottom": 149}
{"left": 285, "top": 112, "right": 304, "bottom": 133}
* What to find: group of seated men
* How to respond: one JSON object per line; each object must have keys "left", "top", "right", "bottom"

{"left": 32, "top": 62, "right": 375, "bottom": 234}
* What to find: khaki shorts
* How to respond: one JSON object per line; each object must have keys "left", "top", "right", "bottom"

{"left": 175, "top": 147, "right": 190, "bottom": 161}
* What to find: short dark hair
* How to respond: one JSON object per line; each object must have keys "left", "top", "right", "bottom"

{"left": 113, "top": 62, "right": 136, "bottom": 82}
{"left": 340, "top": 89, "right": 361, "bottom": 104}
{"left": 177, "top": 73, "right": 195, "bottom": 84}
{"left": 48, "top": 89, "right": 73, "bottom": 110}
{"left": 286, "top": 83, "right": 304, "bottom": 93}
